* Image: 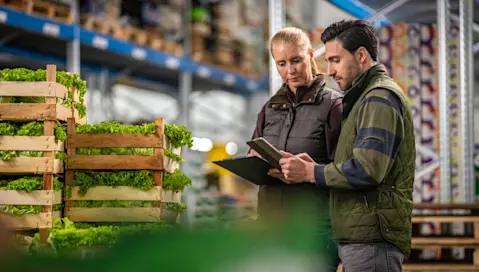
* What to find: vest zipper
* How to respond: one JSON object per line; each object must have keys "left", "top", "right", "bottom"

{"left": 363, "top": 194, "right": 370, "bottom": 212}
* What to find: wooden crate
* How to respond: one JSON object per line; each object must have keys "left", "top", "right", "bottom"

{"left": 80, "top": 14, "right": 123, "bottom": 40}
{"left": 0, "top": 66, "right": 86, "bottom": 124}
{"left": 0, "top": 190, "right": 62, "bottom": 229}
{"left": 64, "top": 118, "right": 181, "bottom": 223}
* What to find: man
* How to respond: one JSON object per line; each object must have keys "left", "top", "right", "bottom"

{"left": 276, "top": 20, "right": 415, "bottom": 271}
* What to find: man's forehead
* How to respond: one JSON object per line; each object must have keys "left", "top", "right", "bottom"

{"left": 324, "top": 40, "right": 344, "bottom": 57}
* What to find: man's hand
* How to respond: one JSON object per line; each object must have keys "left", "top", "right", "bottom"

{"left": 267, "top": 168, "right": 287, "bottom": 183}
{"left": 296, "top": 152, "right": 314, "bottom": 163}
{"left": 279, "top": 151, "right": 316, "bottom": 184}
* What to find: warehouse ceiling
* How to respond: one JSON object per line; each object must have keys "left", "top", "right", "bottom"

{"left": 360, "top": 0, "right": 479, "bottom": 24}
{"left": 357, "top": 0, "right": 479, "bottom": 40}
{"left": 334, "top": 0, "right": 479, "bottom": 82}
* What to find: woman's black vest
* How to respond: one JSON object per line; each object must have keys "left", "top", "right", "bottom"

{"left": 258, "top": 75, "right": 342, "bottom": 225}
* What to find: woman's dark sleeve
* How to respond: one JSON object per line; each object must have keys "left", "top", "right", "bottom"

{"left": 325, "top": 98, "right": 343, "bottom": 161}
{"left": 251, "top": 104, "right": 266, "bottom": 139}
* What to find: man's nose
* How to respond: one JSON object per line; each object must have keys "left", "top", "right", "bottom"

{"left": 327, "top": 65, "right": 335, "bottom": 77}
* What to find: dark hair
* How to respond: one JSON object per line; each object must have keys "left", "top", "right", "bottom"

{"left": 321, "top": 20, "right": 378, "bottom": 61}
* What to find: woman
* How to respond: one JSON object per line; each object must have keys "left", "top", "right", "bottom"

{"left": 248, "top": 27, "right": 342, "bottom": 271}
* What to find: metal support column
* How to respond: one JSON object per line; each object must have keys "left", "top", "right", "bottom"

{"left": 459, "top": 0, "right": 475, "bottom": 202}
{"left": 178, "top": 0, "right": 192, "bottom": 127}
{"left": 67, "top": 0, "right": 80, "bottom": 75}
{"left": 99, "top": 67, "right": 112, "bottom": 121}
{"left": 437, "top": 0, "right": 451, "bottom": 204}
{"left": 268, "top": 0, "right": 285, "bottom": 96}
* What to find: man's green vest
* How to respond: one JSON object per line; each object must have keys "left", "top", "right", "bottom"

{"left": 331, "top": 64, "right": 415, "bottom": 256}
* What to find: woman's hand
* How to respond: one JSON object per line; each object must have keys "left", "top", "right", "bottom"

{"left": 248, "top": 149, "right": 262, "bottom": 158}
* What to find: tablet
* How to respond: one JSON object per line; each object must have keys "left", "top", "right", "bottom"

{"left": 246, "top": 137, "right": 282, "bottom": 169}
{"left": 213, "top": 156, "right": 283, "bottom": 185}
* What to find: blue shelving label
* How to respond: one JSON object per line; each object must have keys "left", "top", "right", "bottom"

{"left": 0, "top": 11, "right": 7, "bottom": 23}
{"left": 197, "top": 66, "right": 211, "bottom": 78}
{"left": 42, "top": 23, "right": 60, "bottom": 37}
{"left": 165, "top": 57, "right": 179, "bottom": 69}
{"left": 223, "top": 74, "right": 236, "bottom": 85}
{"left": 131, "top": 48, "right": 146, "bottom": 60}
{"left": 92, "top": 36, "right": 108, "bottom": 50}
{"left": 247, "top": 81, "right": 258, "bottom": 90}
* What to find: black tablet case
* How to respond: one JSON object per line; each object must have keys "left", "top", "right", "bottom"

{"left": 213, "top": 156, "right": 283, "bottom": 185}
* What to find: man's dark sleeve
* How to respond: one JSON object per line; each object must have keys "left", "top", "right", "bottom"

{"left": 314, "top": 89, "right": 405, "bottom": 189}
{"left": 251, "top": 104, "right": 266, "bottom": 139}
{"left": 325, "top": 98, "right": 343, "bottom": 162}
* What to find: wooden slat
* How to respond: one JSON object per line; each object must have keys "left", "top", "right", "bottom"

{"left": 0, "top": 103, "right": 56, "bottom": 120}
{"left": 69, "top": 133, "right": 163, "bottom": 148}
{"left": 414, "top": 203, "right": 479, "bottom": 210}
{"left": 164, "top": 158, "right": 179, "bottom": 173}
{"left": 64, "top": 207, "right": 162, "bottom": 222}
{"left": 56, "top": 104, "right": 74, "bottom": 121}
{"left": 0, "top": 82, "right": 68, "bottom": 98}
{"left": 412, "top": 237, "right": 479, "bottom": 247}
{"left": 412, "top": 216, "right": 479, "bottom": 223}
{"left": 67, "top": 155, "right": 163, "bottom": 170}
{"left": 1, "top": 211, "right": 61, "bottom": 229}
{"left": 153, "top": 118, "right": 164, "bottom": 208}
{"left": 161, "top": 190, "right": 182, "bottom": 203}
{"left": 67, "top": 186, "right": 161, "bottom": 201}
{"left": 403, "top": 264, "right": 479, "bottom": 271}
{"left": 0, "top": 190, "right": 62, "bottom": 205}
{"left": 0, "top": 157, "right": 63, "bottom": 173}
{"left": 0, "top": 136, "right": 64, "bottom": 151}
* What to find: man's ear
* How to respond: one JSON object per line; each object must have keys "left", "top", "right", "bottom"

{"left": 356, "top": 47, "right": 368, "bottom": 63}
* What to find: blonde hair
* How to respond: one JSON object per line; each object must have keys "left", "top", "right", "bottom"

{"left": 270, "top": 27, "right": 319, "bottom": 75}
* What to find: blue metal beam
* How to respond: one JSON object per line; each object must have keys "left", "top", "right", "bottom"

{"left": 328, "top": 0, "right": 391, "bottom": 26}
{"left": 0, "top": 45, "right": 180, "bottom": 91}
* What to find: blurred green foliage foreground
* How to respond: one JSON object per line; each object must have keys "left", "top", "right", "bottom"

{"left": 0, "top": 211, "right": 329, "bottom": 272}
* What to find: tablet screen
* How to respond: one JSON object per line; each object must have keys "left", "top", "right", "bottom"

{"left": 246, "top": 137, "right": 282, "bottom": 169}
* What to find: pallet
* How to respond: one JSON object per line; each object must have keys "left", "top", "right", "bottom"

{"left": 162, "top": 40, "right": 184, "bottom": 57}
{"left": 409, "top": 207, "right": 479, "bottom": 269}
{"left": 337, "top": 262, "right": 479, "bottom": 271}
{"left": 0, "top": 0, "right": 72, "bottom": 23}
{"left": 80, "top": 14, "right": 123, "bottom": 40}
{"left": 27, "top": 0, "right": 72, "bottom": 24}
{"left": 64, "top": 118, "right": 182, "bottom": 223}
{"left": 122, "top": 26, "right": 149, "bottom": 46}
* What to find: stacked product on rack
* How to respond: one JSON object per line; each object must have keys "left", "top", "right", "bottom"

{"left": 0, "top": 65, "right": 87, "bottom": 243}
{"left": 193, "top": 0, "right": 266, "bottom": 77}
{"left": 80, "top": 0, "right": 125, "bottom": 40}
{"left": 141, "top": 1, "right": 184, "bottom": 55}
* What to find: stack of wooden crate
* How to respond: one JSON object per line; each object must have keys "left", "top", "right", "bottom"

{"left": 0, "top": 65, "right": 83, "bottom": 243}
{"left": 0, "top": 64, "right": 188, "bottom": 247}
